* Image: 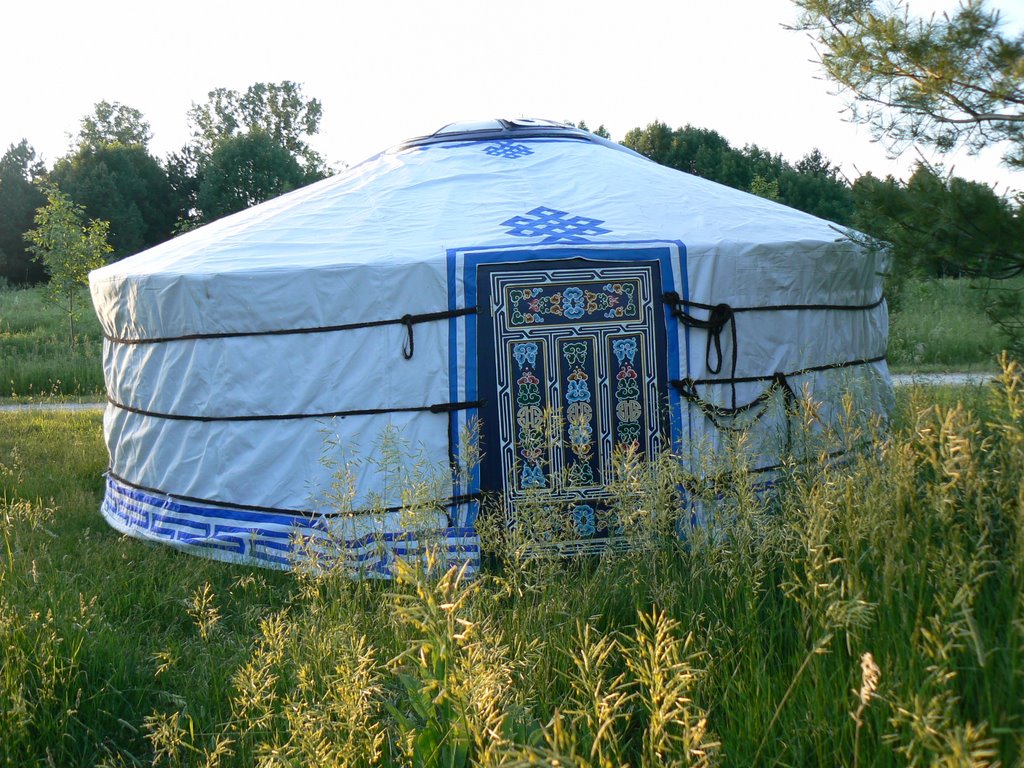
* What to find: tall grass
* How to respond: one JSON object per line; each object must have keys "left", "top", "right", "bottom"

{"left": 887, "top": 277, "right": 1015, "bottom": 371}
{"left": 2, "top": 368, "right": 1024, "bottom": 762}
{"left": 0, "top": 286, "right": 105, "bottom": 399}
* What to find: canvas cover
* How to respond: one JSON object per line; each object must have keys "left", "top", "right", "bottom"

{"left": 89, "top": 120, "right": 891, "bottom": 573}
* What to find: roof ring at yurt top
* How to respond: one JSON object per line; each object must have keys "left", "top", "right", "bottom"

{"left": 400, "top": 118, "right": 644, "bottom": 159}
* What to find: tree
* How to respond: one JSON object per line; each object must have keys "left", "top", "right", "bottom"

{"left": 852, "top": 164, "right": 1024, "bottom": 348}
{"left": 794, "top": 0, "right": 1024, "bottom": 352}
{"left": 568, "top": 120, "right": 612, "bottom": 139}
{"left": 791, "top": 0, "right": 1024, "bottom": 167}
{"left": 778, "top": 149, "right": 855, "bottom": 222}
{"left": 48, "top": 102, "right": 175, "bottom": 259}
{"left": 164, "top": 145, "right": 202, "bottom": 233}
{"left": 76, "top": 100, "right": 152, "bottom": 152}
{"left": 0, "top": 140, "right": 47, "bottom": 284}
{"left": 24, "top": 187, "right": 112, "bottom": 350}
{"left": 623, "top": 122, "right": 748, "bottom": 186}
{"left": 187, "top": 81, "right": 327, "bottom": 175}
{"left": 195, "top": 130, "right": 308, "bottom": 221}
{"left": 170, "top": 81, "right": 330, "bottom": 228}
{"left": 50, "top": 142, "right": 176, "bottom": 257}
{"left": 750, "top": 175, "right": 782, "bottom": 201}
{"left": 621, "top": 122, "right": 855, "bottom": 222}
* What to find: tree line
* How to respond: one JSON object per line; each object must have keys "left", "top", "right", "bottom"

{"left": 4, "top": 97, "right": 1016, "bottom": 287}
{"left": 0, "top": 81, "right": 327, "bottom": 285}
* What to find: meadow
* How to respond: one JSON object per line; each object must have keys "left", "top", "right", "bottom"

{"left": 1, "top": 363, "right": 1023, "bottom": 766}
{"left": 0, "top": 286, "right": 105, "bottom": 400}
{"left": 886, "top": 278, "right": 1013, "bottom": 372}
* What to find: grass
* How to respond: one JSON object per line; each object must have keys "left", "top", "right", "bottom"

{"left": 2, "top": 364, "right": 1023, "bottom": 766}
{"left": 886, "top": 277, "right": 1017, "bottom": 372}
{"left": 0, "top": 286, "right": 105, "bottom": 400}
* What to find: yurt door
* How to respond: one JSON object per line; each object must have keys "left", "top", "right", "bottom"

{"left": 476, "top": 256, "right": 669, "bottom": 552}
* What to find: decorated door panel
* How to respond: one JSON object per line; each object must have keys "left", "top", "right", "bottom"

{"left": 477, "top": 257, "right": 668, "bottom": 551}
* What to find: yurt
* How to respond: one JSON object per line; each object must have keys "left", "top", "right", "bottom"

{"left": 89, "top": 119, "right": 892, "bottom": 574}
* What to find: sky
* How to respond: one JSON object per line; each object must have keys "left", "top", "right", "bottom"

{"left": 3, "top": 0, "right": 1021, "bottom": 195}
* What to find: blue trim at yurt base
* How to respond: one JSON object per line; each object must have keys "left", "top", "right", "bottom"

{"left": 446, "top": 240, "right": 689, "bottom": 532}
{"left": 102, "top": 476, "right": 480, "bottom": 576}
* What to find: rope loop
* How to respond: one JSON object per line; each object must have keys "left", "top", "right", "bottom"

{"left": 401, "top": 314, "right": 414, "bottom": 359}
{"left": 704, "top": 303, "right": 735, "bottom": 376}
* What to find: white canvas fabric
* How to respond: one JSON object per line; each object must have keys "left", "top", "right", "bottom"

{"left": 90, "top": 121, "right": 892, "bottom": 571}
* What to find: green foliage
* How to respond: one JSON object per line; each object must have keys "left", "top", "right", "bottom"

{"left": 0, "top": 286, "right": 104, "bottom": 398}
{"left": 75, "top": 100, "right": 153, "bottom": 152}
{"left": 623, "top": 122, "right": 751, "bottom": 189}
{"left": 49, "top": 142, "right": 177, "bottom": 258}
{"left": 187, "top": 80, "right": 327, "bottom": 175}
{"left": 0, "top": 140, "right": 47, "bottom": 285}
{"left": 887, "top": 276, "right": 1013, "bottom": 370}
{"left": 163, "top": 145, "right": 202, "bottom": 233}
{"left": 566, "top": 120, "right": 612, "bottom": 139}
{"left": 792, "top": 0, "right": 1024, "bottom": 168}
{"left": 792, "top": 0, "right": 1024, "bottom": 351}
{"left": 854, "top": 163, "right": 1023, "bottom": 279}
{"left": 622, "top": 118, "right": 1019, "bottom": 352}
{"left": 3, "top": 369, "right": 1024, "bottom": 765}
{"left": 24, "top": 187, "right": 111, "bottom": 351}
{"left": 195, "top": 130, "right": 310, "bottom": 221}
{"left": 782, "top": 148, "right": 855, "bottom": 222}
{"left": 853, "top": 164, "right": 1024, "bottom": 351}
{"left": 749, "top": 174, "right": 780, "bottom": 201}
{"left": 622, "top": 122, "right": 854, "bottom": 222}
{"left": 171, "top": 81, "right": 330, "bottom": 227}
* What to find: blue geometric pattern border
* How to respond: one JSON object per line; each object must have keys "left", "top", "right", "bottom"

{"left": 501, "top": 206, "right": 612, "bottom": 244}
{"left": 101, "top": 477, "right": 480, "bottom": 578}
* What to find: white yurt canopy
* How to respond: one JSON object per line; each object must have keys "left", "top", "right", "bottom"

{"left": 90, "top": 118, "right": 891, "bottom": 573}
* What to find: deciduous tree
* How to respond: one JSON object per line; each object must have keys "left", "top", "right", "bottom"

{"left": 49, "top": 103, "right": 175, "bottom": 259}
{"left": 76, "top": 101, "right": 153, "bottom": 152}
{"left": 188, "top": 81, "right": 327, "bottom": 175}
{"left": 24, "top": 187, "right": 112, "bottom": 350}
{"left": 195, "top": 130, "right": 308, "bottom": 221}
{"left": 171, "top": 81, "right": 331, "bottom": 227}
{"left": 622, "top": 122, "right": 854, "bottom": 222}
{"left": 50, "top": 143, "right": 176, "bottom": 257}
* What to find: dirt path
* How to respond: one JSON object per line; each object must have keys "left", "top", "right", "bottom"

{"left": 890, "top": 372, "right": 997, "bottom": 387}
{"left": 0, "top": 401, "right": 105, "bottom": 413}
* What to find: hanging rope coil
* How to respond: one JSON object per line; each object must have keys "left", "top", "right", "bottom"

{"left": 664, "top": 291, "right": 739, "bottom": 407}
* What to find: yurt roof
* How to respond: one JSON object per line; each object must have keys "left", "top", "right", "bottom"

{"left": 91, "top": 119, "right": 850, "bottom": 281}
{"left": 90, "top": 119, "right": 864, "bottom": 342}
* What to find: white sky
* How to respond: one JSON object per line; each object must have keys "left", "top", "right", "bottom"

{"left": 3, "top": 0, "right": 1021, "bottom": 195}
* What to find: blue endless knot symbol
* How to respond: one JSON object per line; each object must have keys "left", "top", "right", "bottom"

{"left": 501, "top": 206, "right": 612, "bottom": 244}
{"left": 483, "top": 141, "right": 534, "bottom": 159}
